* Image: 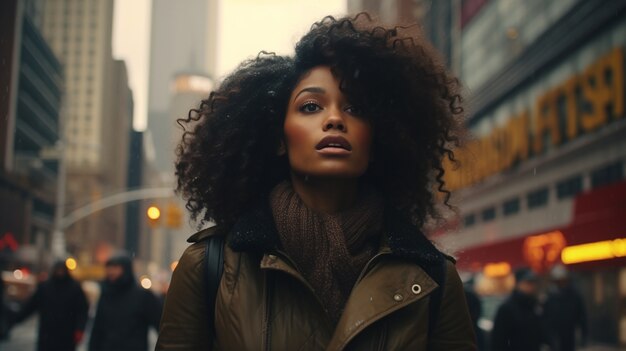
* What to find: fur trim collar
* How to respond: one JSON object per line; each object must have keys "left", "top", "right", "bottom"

{"left": 228, "top": 203, "right": 446, "bottom": 266}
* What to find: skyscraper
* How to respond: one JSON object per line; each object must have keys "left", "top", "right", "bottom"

{"left": 39, "top": 0, "right": 132, "bottom": 257}
{"left": 147, "top": 0, "right": 218, "bottom": 175}
{"left": 0, "top": 0, "right": 63, "bottom": 268}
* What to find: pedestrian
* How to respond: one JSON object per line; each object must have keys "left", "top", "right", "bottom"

{"left": 464, "top": 277, "right": 485, "bottom": 350}
{"left": 88, "top": 253, "right": 161, "bottom": 351}
{"left": 543, "top": 265, "right": 587, "bottom": 351}
{"left": 157, "top": 13, "right": 476, "bottom": 350}
{"left": 491, "top": 268, "right": 551, "bottom": 351}
{"left": 0, "top": 264, "right": 8, "bottom": 340}
{"left": 12, "top": 260, "right": 89, "bottom": 351}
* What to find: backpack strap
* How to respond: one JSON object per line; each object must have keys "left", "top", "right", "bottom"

{"left": 204, "top": 234, "right": 224, "bottom": 349}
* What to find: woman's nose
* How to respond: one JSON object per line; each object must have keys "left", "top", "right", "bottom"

{"left": 322, "top": 112, "right": 346, "bottom": 132}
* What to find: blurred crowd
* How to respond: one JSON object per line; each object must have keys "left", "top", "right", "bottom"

{"left": 0, "top": 254, "right": 161, "bottom": 351}
{"left": 466, "top": 265, "right": 587, "bottom": 351}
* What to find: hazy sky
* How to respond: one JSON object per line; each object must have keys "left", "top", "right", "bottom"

{"left": 113, "top": 0, "right": 346, "bottom": 131}
{"left": 112, "top": 0, "right": 152, "bottom": 131}
{"left": 217, "top": 0, "right": 347, "bottom": 78}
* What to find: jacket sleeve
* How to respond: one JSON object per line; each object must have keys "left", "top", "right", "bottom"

{"left": 88, "top": 296, "right": 105, "bottom": 351}
{"left": 13, "top": 284, "right": 41, "bottom": 324}
{"left": 155, "top": 242, "right": 211, "bottom": 350}
{"left": 491, "top": 302, "right": 513, "bottom": 351}
{"left": 75, "top": 283, "right": 89, "bottom": 332}
{"left": 429, "top": 260, "right": 478, "bottom": 351}
{"left": 142, "top": 289, "right": 163, "bottom": 331}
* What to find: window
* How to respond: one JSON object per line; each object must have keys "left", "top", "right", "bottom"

{"left": 527, "top": 187, "right": 549, "bottom": 209}
{"left": 464, "top": 214, "right": 476, "bottom": 227}
{"left": 556, "top": 174, "right": 583, "bottom": 199}
{"left": 591, "top": 162, "right": 623, "bottom": 189}
{"left": 503, "top": 197, "right": 520, "bottom": 216}
{"left": 481, "top": 207, "right": 496, "bottom": 222}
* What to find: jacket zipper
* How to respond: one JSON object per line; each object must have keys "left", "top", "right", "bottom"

{"left": 269, "top": 250, "right": 332, "bottom": 322}
{"left": 353, "top": 250, "right": 392, "bottom": 289}
{"left": 264, "top": 271, "right": 274, "bottom": 351}
{"left": 263, "top": 249, "right": 393, "bottom": 350}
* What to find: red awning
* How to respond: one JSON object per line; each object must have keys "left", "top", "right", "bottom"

{"left": 456, "top": 181, "right": 626, "bottom": 272}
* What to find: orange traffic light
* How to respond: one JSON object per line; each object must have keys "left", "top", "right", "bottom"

{"left": 166, "top": 203, "right": 183, "bottom": 228}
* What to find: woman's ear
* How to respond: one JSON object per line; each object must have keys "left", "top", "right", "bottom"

{"left": 277, "top": 140, "right": 286, "bottom": 156}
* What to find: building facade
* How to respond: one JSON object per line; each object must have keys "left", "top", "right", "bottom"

{"left": 0, "top": 0, "right": 63, "bottom": 270}
{"left": 39, "top": 0, "right": 133, "bottom": 259}
{"left": 147, "top": 0, "right": 218, "bottom": 174}
{"left": 442, "top": 1, "right": 626, "bottom": 347}
{"left": 348, "top": 0, "right": 626, "bottom": 347}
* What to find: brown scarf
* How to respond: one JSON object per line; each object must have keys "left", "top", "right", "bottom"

{"left": 269, "top": 181, "right": 384, "bottom": 325}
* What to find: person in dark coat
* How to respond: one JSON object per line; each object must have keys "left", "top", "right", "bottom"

{"left": 464, "top": 277, "right": 485, "bottom": 350}
{"left": 13, "top": 260, "right": 89, "bottom": 351}
{"left": 0, "top": 267, "right": 6, "bottom": 340}
{"left": 491, "top": 268, "right": 551, "bottom": 351}
{"left": 543, "top": 265, "right": 587, "bottom": 351}
{"left": 89, "top": 253, "right": 161, "bottom": 351}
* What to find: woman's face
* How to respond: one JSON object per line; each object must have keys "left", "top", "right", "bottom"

{"left": 283, "top": 66, "right": 373, "bottom": 179}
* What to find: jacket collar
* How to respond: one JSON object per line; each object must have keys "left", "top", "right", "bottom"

{"left": 228, "top": 202, "right": 446, "bottom": 267}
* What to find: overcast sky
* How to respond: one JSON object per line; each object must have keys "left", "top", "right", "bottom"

{"left": 113, "top": 0, "right": 346, "bottom": 131}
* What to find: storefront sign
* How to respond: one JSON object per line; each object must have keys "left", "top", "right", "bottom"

{"left": 522, "top": 231, "right": 567, "bottom": 272}
{"left": 483, "top": 261, "right": 511, "bottom": 278}
{"left": 446, "top": 47, "right": 624, "bottom": 190}
{"left": 561, "top": 238, "right": 626, "bottom": 264}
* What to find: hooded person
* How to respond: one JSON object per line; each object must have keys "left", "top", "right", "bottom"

{"left": 88, "top": 253, "right": 162, "bottom": 351}
{"left": 543, "top": 265, "right": 587, "bottom": 351}
{"left": 491, "top": 268, "right": 551, "bottom": 351}
{"left": 13, "top": 260, "right": 89, "bottom": 351}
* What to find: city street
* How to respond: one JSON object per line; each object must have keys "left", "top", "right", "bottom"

{"left": 1, "top": 0, "right": 625, "bottom": 349}
{"left": 0, "top": 315, "right": 157, "bottom": 351}
{"left": 0, "top": 315, "right": 622, "bottom": 351}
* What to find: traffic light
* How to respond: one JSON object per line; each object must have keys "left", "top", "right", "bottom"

{"left": 166, "top": 203, "right": 183, "bottom": 228}
{"left": 147, "top": 205, "right": 161, "bottom": 227}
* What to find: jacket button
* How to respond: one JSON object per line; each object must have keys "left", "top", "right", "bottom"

{"left": 393, "top": 293, "right": 404, "bottom": 302}
{"left": 411, "top": 284, "right": 422, "bottom": 295}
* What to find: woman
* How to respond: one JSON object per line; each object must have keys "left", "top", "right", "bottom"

{"left": 157, "top": 14, "right": 476, "bottom": 350}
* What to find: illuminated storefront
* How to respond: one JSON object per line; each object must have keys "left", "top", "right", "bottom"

{"left": 438, "top": 1, "right": 626, "bottom": 346}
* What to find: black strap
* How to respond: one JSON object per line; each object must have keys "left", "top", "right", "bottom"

{"left": 204, "top": 235, "right": 224, "bottom": 349}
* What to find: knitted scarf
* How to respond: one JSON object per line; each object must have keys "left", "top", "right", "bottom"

{"left": 269, "top": 181, "right": 384, "bottom": 325}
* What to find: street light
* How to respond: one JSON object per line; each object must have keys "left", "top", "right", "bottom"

{"left": 147, "top": 206, "right": 161, "bottom": 220}
{"left": 147, "top": 205, "right": 161, "bottom": 227}
{"left": 65, "top": 257, "right": 77, "bottom": 270}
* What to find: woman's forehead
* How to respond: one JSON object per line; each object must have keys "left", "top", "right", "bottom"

{"left": 291, "top": 66, "right": 340, "bottom": 97}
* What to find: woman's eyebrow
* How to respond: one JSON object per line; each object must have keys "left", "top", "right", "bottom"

{"left": 293, "top": 87, "right": 326, "bottom": 102}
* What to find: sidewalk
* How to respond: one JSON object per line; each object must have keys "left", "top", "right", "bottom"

{"left": 579, "top": 346, "right": 625, "bottom": 351}
{"left": 0, "top": 315, "right": 157, "bottom": 351}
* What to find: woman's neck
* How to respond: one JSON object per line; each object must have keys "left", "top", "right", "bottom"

{"left": 290, "top": 173, "right": 359, "bottom": 214}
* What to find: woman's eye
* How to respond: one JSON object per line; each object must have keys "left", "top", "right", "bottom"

{"left": 345, "top": 105, "right": 363, "bottom": 116}
{"left": 300, "top": 102, "right": 321, "bottom": 113}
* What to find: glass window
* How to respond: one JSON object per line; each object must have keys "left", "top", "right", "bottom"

{"left": 556, "top": 174, "right": 583, "bottom": 199}
{"left": 591, "top": 162, "right": 624, "bottom": 189}
{"left": 464, "top": 214, "right": 476, "bottom": 227}
{"left": 527, "top": 187, "right": 549, "bottom": 209}
{"left": 482, "top": 207, "right": 496, "bottom": 222}
{"left": 503, "top": 197, "right": 520, "bottom": 216}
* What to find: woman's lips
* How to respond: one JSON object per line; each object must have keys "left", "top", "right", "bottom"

{"left": 315, "top": 135, "right": 352, "bottom": 156}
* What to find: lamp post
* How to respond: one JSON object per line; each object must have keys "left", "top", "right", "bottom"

{"left": 51, "top": 140, "right": 67, "bottom": 259}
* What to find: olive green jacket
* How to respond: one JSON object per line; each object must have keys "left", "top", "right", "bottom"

{"left": 156, "top": 207, "right": 476, "bottom": 351}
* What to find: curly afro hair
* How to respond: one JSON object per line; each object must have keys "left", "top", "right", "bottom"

{"left": 175, "top": 13, "right": 463, "bottom": 229}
